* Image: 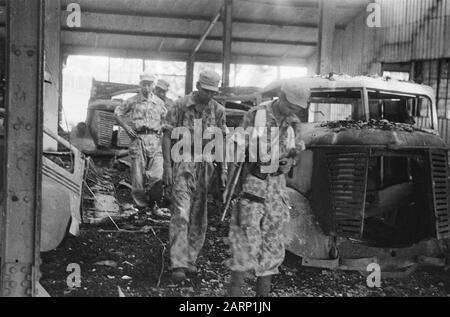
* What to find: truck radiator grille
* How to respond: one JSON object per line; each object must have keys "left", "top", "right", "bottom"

{"left": 97, "top": 111, "right": 115, "bottom": 147}
{"left": 326, "top": 151, "right": 369, "bottom": 238}
{"left": 429, "top": 149, "right": 450, "bottom": 239}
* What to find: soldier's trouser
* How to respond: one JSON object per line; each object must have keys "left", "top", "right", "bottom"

{"left": 228, "top": 174, "right": 290, "bottom": 277}
{"left": 169, "top": 162, "right": 215, "bottom": 269}
{"left": 129, "top": 134, "right": 164, "bottom": 207}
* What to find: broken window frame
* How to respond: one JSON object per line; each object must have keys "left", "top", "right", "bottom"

{"left": 307, "top": 88, "right": 364, "bottom": 122}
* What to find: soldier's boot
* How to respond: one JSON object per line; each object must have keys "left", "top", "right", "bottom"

{"left": 186, "top": 263, "right": 198, "bottom": 275}
{"left": 171, "top": 268, "right": 187, "bottom": 283}
{"left": 255, "top": 275, "right": 272, "bottom": 297}
{"left": 228, "top": 271, "right": 245, "bottom": 297}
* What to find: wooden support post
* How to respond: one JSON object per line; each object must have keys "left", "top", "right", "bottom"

{"left": 43, "top": 0, "right": 61, "bottom": 151}
{"left": 1, "top": 0, "right": 45, "bottom": 297}
{"left": 317, "top": 0, "right": 336, "bottom": 75}
{"left": 222, "top": 0, "right": 233, "bottom": 88}
{"left": 185, "top": 53, "right": 195, "bottom": 94}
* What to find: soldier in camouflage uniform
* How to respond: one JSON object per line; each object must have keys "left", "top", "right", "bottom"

{"left": 154, "top": 79, "right": 175, "bottom": 113}
{"left": 227, "top": 80, "right": 309, "bottom": 297}
{"left": 162, "top": 71, "right": 228, "bottom": 282}
{"left": 115, "top": 71, "right": 167, "bottom": 208}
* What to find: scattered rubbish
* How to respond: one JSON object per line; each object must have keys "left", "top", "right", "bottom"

{"left": 118, "top": 286, "right": 126, "bottom": 297}
{"left": 147, "top": 217, "right": 170, "bottom": 226}
{"left": 107, "top": 275, "right": 115, "bottom": 279}
{"left": 118, "top": 159, "right": 131, "bottom": 168}
{"left": 151, "top": 205, "right": 171, "bottom": 219}
{"left": 94, "top": 260, "right": 118, "bottom": 268}
{"left": 95, "top": 194, "right": 120, "bottom": 213}
{"left": 118, "top": 180, "right": 132, "bottom": 190}
{"left": 123, "top": 261, "right": 134, "bottom": 267}
{"left": 121, "top": 203, "right": 136, "bottom": 212}
{"left": 63, "top": 288, "right": 77, "bottom": 295}
{"left": 418, "top": 256, "right": 446, "bottom": 267}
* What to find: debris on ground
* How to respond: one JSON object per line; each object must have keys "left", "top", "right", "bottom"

{"left": 82, "top": 158, "right": 138, "bottom": 226}
{"left": 40, "top": 158, "right": 450, "bottom": 297}
{"left": 94, "top": 260, "right": 118, "bottom": 268}
{"left": 118, "top": 180, "right": 132, "bottom": 190}
{"left": 118, "top": 286, "right": 126, "bottom": 297}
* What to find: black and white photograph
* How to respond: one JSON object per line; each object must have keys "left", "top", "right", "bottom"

{"left": 0, "top": 0, "right": 450, "bottom": 302}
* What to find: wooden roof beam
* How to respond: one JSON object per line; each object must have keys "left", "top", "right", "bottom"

{"left": 62, "top": 45, "right": 307, "bottom": 66}
{"left": 61, "top": 27, "right": 318, "bottom": 47}
{"left": 236, "top": 0, "right": 369, "bottom": 10}
{"left": 59, "top": 7, "right": 346, "bottom": 30}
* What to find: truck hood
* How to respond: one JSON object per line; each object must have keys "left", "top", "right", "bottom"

{"left": 300, "top": 121, "right": 447, "bottom": 148}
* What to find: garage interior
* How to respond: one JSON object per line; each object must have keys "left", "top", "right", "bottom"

{"left": 1, "top": 0, "right": 450, "bottom": 297}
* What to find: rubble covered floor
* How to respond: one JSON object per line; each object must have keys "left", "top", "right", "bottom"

{"left": 40, "top": 162, "right": 450, "bottom": 297}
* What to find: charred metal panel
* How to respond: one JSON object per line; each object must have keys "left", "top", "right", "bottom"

{"left": 325, "top": 150, "right": 369, "bottom": 238}
{"left": 284, "top": 188, "right": 332, "bottom": 260}
{"left": 429, "top": 149, "right": 450, "bottom": 239}
{"left": 310, "top": 150, "right": 334, "bottom": 235}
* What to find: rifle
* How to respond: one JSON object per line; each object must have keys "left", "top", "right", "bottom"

{"left": 220, "top": 148, "right": 301, "bottom": 222}
{"left": 221, "top": 162, "right": 244, "bottom": 222}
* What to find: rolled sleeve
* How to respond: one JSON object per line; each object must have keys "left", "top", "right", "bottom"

{"left": 114, "top": 99, "right": 131, "bottom": 117}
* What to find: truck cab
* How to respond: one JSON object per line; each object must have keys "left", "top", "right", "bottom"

{"left": 262, "top": 75, "right": 450, "bottom": 270}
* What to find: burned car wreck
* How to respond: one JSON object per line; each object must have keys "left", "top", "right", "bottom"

{"left": 262, "top": 75, "right": 450, "bottom": 272}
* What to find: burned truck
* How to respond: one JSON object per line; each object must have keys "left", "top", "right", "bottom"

{"left": 262, "top": 75, "right": 450, "bottom": 271}
{"left": 69, "top": 79, "right": 141, "bottom": 155}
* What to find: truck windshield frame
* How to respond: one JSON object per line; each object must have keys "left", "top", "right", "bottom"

{"left": 307, "top": 88, "right": 437, "bottom": 131}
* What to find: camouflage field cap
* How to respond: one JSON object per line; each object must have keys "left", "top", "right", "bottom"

{"left": 281, "top": 80, "right": 310, "bottom": 109}
{"left": 198, "top": 70, "right": 221, "bottom": 92}
{"left": 140, "top": 70, "right": 157, "bottom": 83}
{"left": 155, "top": 79, "right": 170, "bottom": 91}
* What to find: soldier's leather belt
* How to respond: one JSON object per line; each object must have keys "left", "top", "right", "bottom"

{"left": 241, "top": 192, "right": 265, "bottom": 204}
{"left": 137, "top": 128, "right": 160, "bottom": 135}
{"left": 248, "top": 163, "right": 283, "bottom": 180}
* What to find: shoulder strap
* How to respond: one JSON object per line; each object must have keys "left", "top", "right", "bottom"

{"left": 176, "top": 96, "right": 187, "bottom": 127}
